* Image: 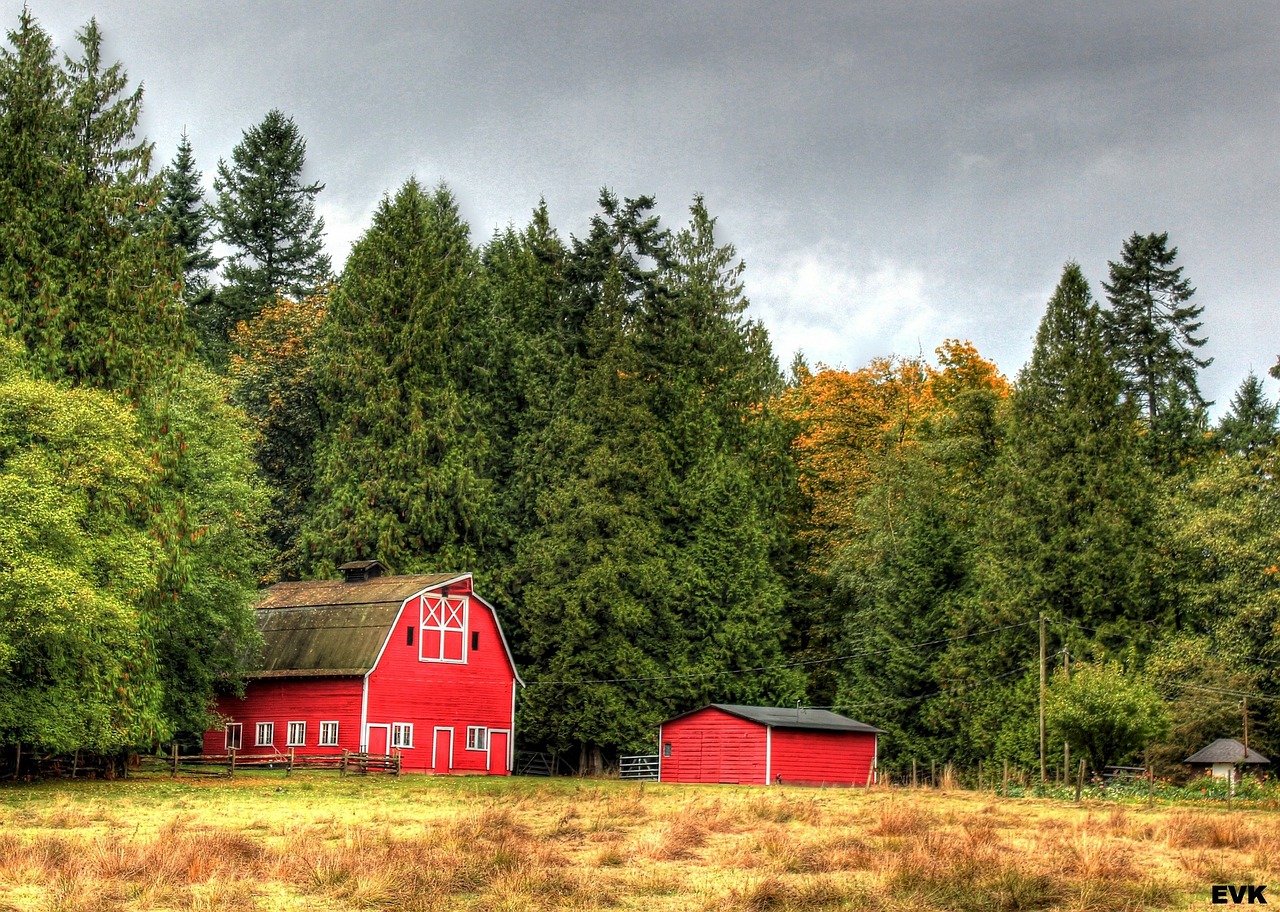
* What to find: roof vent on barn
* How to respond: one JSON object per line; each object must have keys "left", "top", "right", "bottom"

{"left": 339, "top": 559, "right": 386, "bottom": 583}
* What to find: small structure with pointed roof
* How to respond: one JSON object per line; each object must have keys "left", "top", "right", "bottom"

{"left": 1184, "top": 738, "right": 1270, "bottom": 781}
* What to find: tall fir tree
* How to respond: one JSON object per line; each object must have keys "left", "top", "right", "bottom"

{"left": 304, "top": 180, "right": 496, "bottom": 576}
{"left": 158, "top": 131, "right": 219, "bottom": 360}
{"left": 212, "top": 109, "right": 329, "bottom": 361}
{"left": 962, "top": 263, "right": 1160, "bottom": 763}
{"left": 0, "top": 12, "right": 186, "bottom": 392}
{"left": 1216, "top": 372, "right": 1279, "bottom": 459}
{"left": 228, "top": 291, "right": 328, "bottom": 582}
{"left": 515, "top": 192, "right": 803, "bottom": 769}
{"left": 1102, "top": 232, "right": 1210, "bottom": 468}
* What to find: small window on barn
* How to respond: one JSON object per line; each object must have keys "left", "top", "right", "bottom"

{"left": 319, "top": 721, "right": 339, "bottom": 746}
{"left": 421, "top": 595, "right": 467, "bottom": 663}
{"left": 466, "top": 726, "right": 488, "bottom": 750}
{"left": 406, "top": 626, "right": 414, "bottom": 646}
{"left": 391, "top": 723, "right": 414, "bottom": 749}
{"left": 225, "top": 723, "right": 242, "bottom": 751}
{"left": 287, "top": 721, "right": 306, "bottom": 747}
{"left": 471, "top": 631, "right": 479, "bottom": 651}
{"left": 256, "top": 722, "right": 274, "bottom": 746}
{"left": 663, "top": 742, "right": 672, "bottom": 758}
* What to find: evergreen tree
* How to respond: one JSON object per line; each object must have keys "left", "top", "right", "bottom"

{"left": 515, "top": 192, "right": 803, "bottom": 768}
{"left": 229, "top": 292, "right": 327, "bottom": 582}
{"left": 1216, "top": 372, "right": 1279, "bottom": 458}
{"left": 832, "top": 344, "right": 1008, "bottom": 766}
{"left": 213, "top": 109, "right": 329, "bottom": 359}
{"left": 1102, "top": 231, "right": 1210, "bottom": 432}
{"left": 158, "top": 131, "right": 219, "bottom": 359}
{"left": 0, "top": 12, "right": 186, "bottom": 392}
{"left": 965, "top": 263, "right": 1159, "bottom": 760}
{"left": 304, "top": 180, "right": 496, "bottom": 576}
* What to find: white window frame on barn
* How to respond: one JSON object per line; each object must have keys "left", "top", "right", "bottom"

{"left": 256, "top": 722, "right": 274, "bottom": 747}
{"left": 391, "top": 723, "right": 414, "bottom": 749}
{"left": 287, "top": 721, "right": 306, "bottom": 747}
{"left": 225, "top": 723, "right": 242, "bottom": 751}
{"left": 466, "top": 726, "right": 487, "bottom": 750}
{"left": 319, "top": 721, "right": 339, "bottom": 746}
{"left": 420, "top": 594, "right": 468, "bottom": 663}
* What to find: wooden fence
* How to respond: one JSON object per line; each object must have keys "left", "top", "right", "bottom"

{"left": 140, "top": 747, "right": 402, "bottom": 777}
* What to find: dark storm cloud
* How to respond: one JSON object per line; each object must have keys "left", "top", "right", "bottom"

{"left": 5, "top": 1, "right": 1277, "bottom": 406}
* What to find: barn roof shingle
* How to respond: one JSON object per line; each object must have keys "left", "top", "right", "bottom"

{"left": 248, "top": 573, "right": 466, "bottom": 678}
{"left": 1184, "top": 738, "right": 1270, "bottom": 765}
{"left": 665, "top": 703, "right": 883, "bottom": 734}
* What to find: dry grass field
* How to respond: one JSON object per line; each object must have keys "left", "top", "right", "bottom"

{"left": 0, "top": 773, "right": 1275, "bottom": 911}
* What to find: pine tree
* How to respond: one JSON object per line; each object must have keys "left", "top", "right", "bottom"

{"left": 1216, "top": 372, "right": 1279, "bottom": 458}
{"left": 213, "top": 109, "right": 329, "bottom": 359}
{"left": 965, "top": 263, "right": 1160, "bottom": 761}
{"left": 304, "top": 180, "right": 496, "bottom": 576}
{"left": 1102, "top": 232, "right": 1210, "bottom": 426}
{"left": 158, "top": 131, "right": 219, "bottom": 359}
{"left": 0, "top": 12, "right": 186, "bottom": 392}
{"left": 229, "top": 292, "right": 327, "bottom": 582}
{"left": 515, "top": 192, "right": 803, "bottom": 767}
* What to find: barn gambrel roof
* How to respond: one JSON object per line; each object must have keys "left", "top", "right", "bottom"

{"left": 665, "top": 703, "right": 883, "bottom": 734}
{"left": 248, "top": 572, "right": 521, "bottom": 683}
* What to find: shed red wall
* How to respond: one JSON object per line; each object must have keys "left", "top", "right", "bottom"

{"left": 365, "top": 588, "right": 515, "bottom": 774}
{"left": 202, "top": 677, "right": 363, "bottom": 756}
{"left": 771, "top": 729, "right": 876, "bottom": 786}
{"left": 659, "top": 707, "right": 768, "bottom": 784}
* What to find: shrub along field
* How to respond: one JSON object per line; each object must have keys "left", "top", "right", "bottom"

{"left": 0, "top": 774, "right": 1275, "bottom": 911}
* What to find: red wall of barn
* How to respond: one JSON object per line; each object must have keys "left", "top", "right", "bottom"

{"left": 771, "top": 729, "right": 877, "bottom": 786}
{"left": 659, "top": 707, "right": 767, "bottom": 784}
{"left": 201, "top": 677, "right": 363, "bottom": 756}
{"left": 365, "top": 585, "right": 516, "bottom": 775}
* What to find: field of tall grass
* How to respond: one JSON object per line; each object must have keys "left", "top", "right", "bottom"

{"left": 0, "top": 773, "right": 1274, "bottom": 911}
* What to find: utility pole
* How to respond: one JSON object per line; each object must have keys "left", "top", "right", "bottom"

{"left": 1039, "top": 614, "right": 1047, "bottom": 786}
{"left": 1062, "top": 647, "right": 1070, "bottom": 785}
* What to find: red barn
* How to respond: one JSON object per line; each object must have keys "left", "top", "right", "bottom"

{"left": 658, "top": 704, "right": 881, "bottom": 786}
{"left": 202, "top": 562, "right": 522, "bottom": 774}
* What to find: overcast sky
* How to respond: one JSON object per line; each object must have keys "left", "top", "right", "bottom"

{"left": 8, "top": 2, "right": 1278, "bottom": 412}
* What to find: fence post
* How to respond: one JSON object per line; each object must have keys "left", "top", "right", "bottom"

{"left": 341, "top": 750, "right": 348, "bottom": 777}
{"left": 287, "top": 747, "right": 294, "bottom": 777}
{"left": 172, "top": 742, "right": 179, "bottom": 778}
{"left": 229, "top": 748, "right": 236, "bottom": 778}
{"left": 1002, "top": 760, "right": 1009, "bottom": 798}
{"left": 931, "top": 760, "right": 937, "bottom": 788}
{"left": 912, "top": 758, "right": 917, "bottom": 788}
{"left": 1074, "top": 758, "right": 1084, "bottom": 803}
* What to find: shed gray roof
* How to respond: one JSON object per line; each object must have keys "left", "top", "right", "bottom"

{"left": 248, "top": 573, "right": 465, "bottom": 678}
{"left": 1184, "top": 738, "right": 1270, "bottom": 765}
{"left": 665, "top": 703, "right": 883, "bottom": 734}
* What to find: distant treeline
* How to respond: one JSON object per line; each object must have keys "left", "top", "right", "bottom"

{"left": 1, "top": 11, "right": 1276, "bottom": 778}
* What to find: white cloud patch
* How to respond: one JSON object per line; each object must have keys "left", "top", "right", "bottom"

{"left": 747, "top": 248, "right": 956, "bottom": 371}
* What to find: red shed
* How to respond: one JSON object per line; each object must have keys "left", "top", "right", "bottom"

{"left": 658, "top": 704, "right": 881, "bottom": 786}
{"left": 202, "top": 562, "right": 522, "bottom": 774}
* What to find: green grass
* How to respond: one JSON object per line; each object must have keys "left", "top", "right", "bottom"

{"left": 0, "top": 773, "right": 1274, "bottom": 910}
